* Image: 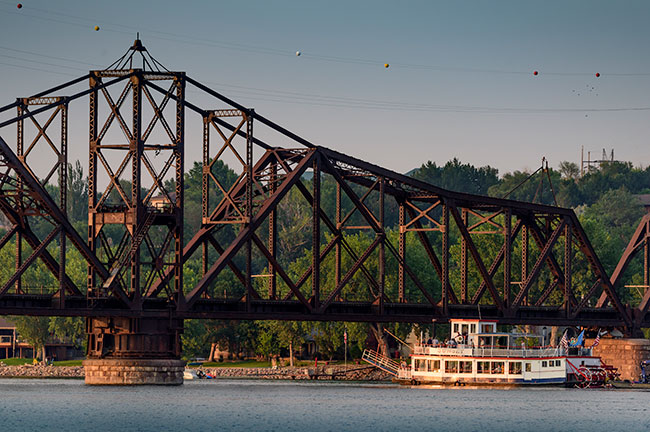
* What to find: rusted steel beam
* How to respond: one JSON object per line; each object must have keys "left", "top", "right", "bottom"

{"left": 471, "top": 219, "right": 523, "bottom": 305}
{"left": 404, "top": 205, "right": 459, "bottom": 305}
{"left": 449, "top": 204, "right": 504, "bottom": 313}
{"left": 184, "top": 150, "right": 317, "bottom": 308}
{"left": 512, "top": 219, "right": 566, "bottom": 311}
{"left": 596, "top": 213, "right": 650, "bottom": 307}
{"left": 0, "top": 136, "right": 116, "bottom": 298}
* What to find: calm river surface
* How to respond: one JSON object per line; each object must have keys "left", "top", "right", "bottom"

{"left": 1, "top": 378, "right": 648, "bottom": 431}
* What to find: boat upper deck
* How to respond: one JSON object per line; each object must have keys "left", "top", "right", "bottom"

{"left": 413, "top": 344, "right": 593, "bottom": 358}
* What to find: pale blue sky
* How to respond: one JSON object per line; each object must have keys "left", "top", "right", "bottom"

{"left": 1, "top": 0, "right": 649, "bottom": 176}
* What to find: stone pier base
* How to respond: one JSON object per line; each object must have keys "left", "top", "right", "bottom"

{"left": 586, "top": 338, "right": 650, "bottom": 381}
{"left": 83, "top": 358, "right": 186, "bottom": 385}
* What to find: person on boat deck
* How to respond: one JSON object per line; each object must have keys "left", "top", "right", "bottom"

{"left": 432, "top": 338, "right": 440, "bottom": 347}
{"left": 427, "top": 338, "right": 433, "bottom": 345}
{"left": 448, "top": 339, "right": 457, "bottom": 348}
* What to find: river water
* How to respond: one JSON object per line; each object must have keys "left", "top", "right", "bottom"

{"left": 1, "top": 379, "right": 648, "bottom": 431}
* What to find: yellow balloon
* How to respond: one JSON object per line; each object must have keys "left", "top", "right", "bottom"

{"left": 384, "top": 63, "right": 389, "bottom": 68}
{"left": 94, "top": 25, "right": 100, "bottom": 31}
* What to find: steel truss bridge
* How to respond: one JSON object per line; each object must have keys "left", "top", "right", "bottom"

{"left": 0, "top": 40, "right": 648, "bottom": 337}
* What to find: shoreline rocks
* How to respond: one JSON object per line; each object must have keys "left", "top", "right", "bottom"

{"left": 0, "top": 364, "right": 84, "bottom": 379}
{"left": 199, "top": 365, "right": 391, "bottom": 381}
{"left": 0, "top": 363, "right": 390, "bottom": 381}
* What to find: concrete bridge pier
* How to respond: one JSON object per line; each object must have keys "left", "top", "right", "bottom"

{"left": 588, "top": 337, "right": 650, "bottom": 381}
{"left": 83, "top": 317, "right": 185, "bottom": 385}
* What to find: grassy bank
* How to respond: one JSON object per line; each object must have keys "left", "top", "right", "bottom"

{"left": 1, "top": 358, "right": 83, "bottom": 367}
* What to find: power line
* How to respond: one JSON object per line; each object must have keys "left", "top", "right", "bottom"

{"left": 4, "top": 1, "right": 650, "bottom": 77}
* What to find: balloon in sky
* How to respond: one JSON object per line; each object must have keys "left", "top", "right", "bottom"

{"left": 533, "top": 70, "right": 538, "bottom": 76}
{"left": 384, "top": 63, "right": 389, "bottom": 68}
{"left": 295, "top": 51, "right": 301, "bottom": 56}
{"left": 17, "top": 3, "right": 22, "bottom": 8}
{"left": 595, "top": 72, "right": 600, "bottom": 77}
{"left": 94, "top": 25, "right": 100, "bottom": 31}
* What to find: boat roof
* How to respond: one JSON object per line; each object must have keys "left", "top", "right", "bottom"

{"left": 473, "top": 332, "right": 543, "bottom": 338}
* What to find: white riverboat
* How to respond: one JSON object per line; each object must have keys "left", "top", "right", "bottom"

{"left": 363, "top": 319, "right": 617, "bottom": 387}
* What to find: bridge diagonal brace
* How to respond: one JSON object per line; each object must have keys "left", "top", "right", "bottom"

{"left": 251, "top": 234, "right": 311, "bottom": 311}
{"left": 184, "top": 149, "right": 316, "bottom": 308}
{"left": 569, "top": 214, "right": 631, "bottom": 328}
{"left": 534, "top": 278, "right": 561, "bottom": 307}
{"left": 525, "top": 219, "right": 578, "bottom": 307}
{"left": 383, "top": 239, "right": 439, "bottom": 308}
{"left": 286, "top": 233, "right": 339, "bottom": 299}
{"left": 320, "top": 156, "right": 381, "bottom": 233}
{"left": 0, "top": 226, "right": 60, "bottom": 297}
{"left": 319, "top": 235, "right": 383, "bottom": 313}
{"left": 471, "top": 219, "right": 523, "bottom": 305}
{"left": 449, "top": 204, "right": 505, "bottom": 312}
{"left": 291, "top": 180, "right": 382, "bottom": 299}
{"left": 596, "top": 213, "right": 650, "bottom": 308}
{"left": 405, "top": 205, "right": 459, "bottom": 305}
{"left": 570, "top": 279, "right": 602, "bottom": 318}
{"left": 0, "top": 135, "right": 126, "bottom": 305}
{"left": 512, "top": 219, "right": 566, "bottom": 311}
{"left": 0, "top": 189, "right": 81, "bottom": 296}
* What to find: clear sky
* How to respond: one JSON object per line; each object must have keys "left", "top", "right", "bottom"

{"left": 1, "top": 0, "right": 649, "bottom": 176}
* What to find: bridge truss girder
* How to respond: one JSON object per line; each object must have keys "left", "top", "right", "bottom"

{"left": 0, "top": 43, "right": 646, "bottom": 334}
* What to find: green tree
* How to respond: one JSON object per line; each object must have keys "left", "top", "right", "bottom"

{"left": 413, "top": 158, "right": 499, "bottom": 196}
{"left": 11, "top": 316, "right": 50, "bottom": 362}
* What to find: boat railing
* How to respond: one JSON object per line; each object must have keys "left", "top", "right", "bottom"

{"left": 361, "top": 349, "right": 402, "bottom": 377}
{"left": 414, "top": 344, "right": 565, "bottom": 358}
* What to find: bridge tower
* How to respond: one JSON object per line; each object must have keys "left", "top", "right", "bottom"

{"left": 83, "top": 40, "right": 186, "bottom": 384}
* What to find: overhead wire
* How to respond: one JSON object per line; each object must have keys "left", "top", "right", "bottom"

{"left": 2, "top": 1, "right": 650, "bottom": 113}
{"left": 3, "top": 1, "right": 650, "bottom": 77}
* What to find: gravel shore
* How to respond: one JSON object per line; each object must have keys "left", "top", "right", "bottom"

{"left": 0, "top": 363, "right": 390, "bottom": 381}
{"left": 198, "top": 365, "right": 391, "bottom": 381}
{"left": 0, "top": 364, "right": 84, "bottom": 379}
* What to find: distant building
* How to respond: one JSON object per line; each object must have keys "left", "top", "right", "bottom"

{"left": 149, "top": 192, "right": 176, "bottom": 211}
{"left": 0, "top": 317, "right": 78, "bottom": 360}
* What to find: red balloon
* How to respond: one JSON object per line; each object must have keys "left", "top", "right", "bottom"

{"left": 595, "top": 72, "right": 600, "bottom": 77}
{"left": 17, "top": 3, "right": 22, "bottom": 8}
{"left": 533, "top": 70, "right": 538, "bottom": 76}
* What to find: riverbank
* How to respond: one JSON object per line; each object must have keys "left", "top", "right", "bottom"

{"left": 0, "top": 363, "right": 391, "bottom": 381}
{"left": 196, "top": 365, "right": 391, "bottom": 381}
{"left": 0, "top": 364, "right": 84, "bottom": 378}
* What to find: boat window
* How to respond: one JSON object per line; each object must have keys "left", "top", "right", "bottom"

{"left": 461, "top": 324, "right": 469, "bottom": 336}
{"left": 459, "top": 361, "right": 473, "bottom": 373}
{"left": 477, "top": 361, "right": 490, "bottom": 374}
{"left": 525, "top": 363, "right": 531, "bottom": 372}
{"left": 496, "top": 336, "right": 508, "bottom": 348}
{"left": 445, "top": 360, "right": 459, "bottom": 373}
{"left": 453, "top": 323, "right": 459, "bottom": 333}
{"left": 416, "top": 359, "right": 427, "bottom": 371}
{"left": 542, "top": 361, "right": 547, "bottom": 368}
{"left": 490, "top": 361, "right": 504, "bottom": 374}
{"left": 470, "top": 324, "right": 476, "bottom": 334}
{"left": 509, "top": 362, "right": 522, "bottom": 375}
{"left": 556, "top": 360, "right": 562, "bottom": 367}
{"left": 427, "top": 360, "right": 440, "bottom": 372}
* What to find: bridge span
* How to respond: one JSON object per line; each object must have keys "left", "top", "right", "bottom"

{"left": 0, "top": 41, "right": 647, "bottom": 383}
